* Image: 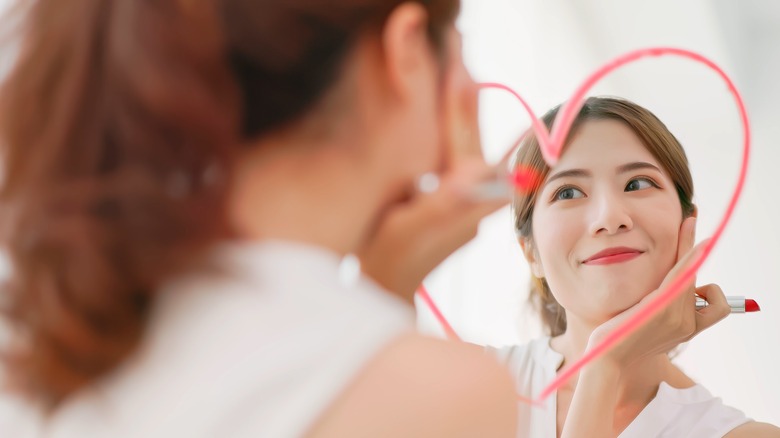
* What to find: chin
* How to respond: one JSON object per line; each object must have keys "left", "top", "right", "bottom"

{"left": 593, "top": 283, "right": 649, "bottom": 315}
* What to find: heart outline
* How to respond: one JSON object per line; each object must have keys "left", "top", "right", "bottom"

{"left": 419, "top": 47, "right": 750, "bottom": 404}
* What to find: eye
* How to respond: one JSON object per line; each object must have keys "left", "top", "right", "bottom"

{"left": 625, "top": 177, "right": 658, "bottom": 192}
{"left": 553, "top": 186, "right": 585, "bottom": 201}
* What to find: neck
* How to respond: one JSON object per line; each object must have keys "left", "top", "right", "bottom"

{"left": 551, "top": 314, "right": 684, "bottom": 407}
{"left": 228, "top": 134, "right": 406, "bottom": 256}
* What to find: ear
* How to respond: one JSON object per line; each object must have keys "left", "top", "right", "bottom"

{"left": 380, "top": 3, "right": 435, "bottom": 102}
{"left": 518, "top": 237, "right": 545, "bottom": 279}
{"left": 691, "top": 204, "right": 698, "bottom": 218}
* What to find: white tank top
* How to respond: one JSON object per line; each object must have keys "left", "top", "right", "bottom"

{"left": 0, "top": 241, "right": 413, "bottom": 437}
{"left": 488, "top": 337, "right": 751, "bottom": 438}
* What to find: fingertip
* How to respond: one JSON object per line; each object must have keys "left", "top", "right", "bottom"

{"left": 676, "top": 217, "right": 697, "bottom": 260}
{"left": 683, "top": 216, "right": 695, "bottom": 237}
{"left": 695, "top": 284, "right": 728, "bottom": 317}
{"left": 694, "top": 237, "right": 713, "bottom": 256}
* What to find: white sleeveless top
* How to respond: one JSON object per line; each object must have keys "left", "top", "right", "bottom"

{"left": 488, "top": 337, "right": 751, "bottom": 438}
{"left": 0, "top": 241, "right": 413, "bottom": 438}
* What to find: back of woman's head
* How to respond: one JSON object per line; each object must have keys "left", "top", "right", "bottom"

{"left": 511, "top": 97, "right": 695, "bottom": 336}
{"left": 0, "top": 0, "right": 458, "bottom": 408}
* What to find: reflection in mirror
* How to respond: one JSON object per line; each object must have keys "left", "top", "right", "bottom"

{"left": 420, "top": 1, "right": 780, "bottom": 431}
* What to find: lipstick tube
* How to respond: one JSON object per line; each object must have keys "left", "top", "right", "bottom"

{"left": 695, "top": 296, "right": 760, "bottom": 313}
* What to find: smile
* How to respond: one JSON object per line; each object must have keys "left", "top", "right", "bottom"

{"left": 582, "top": 247, "right": 644, "bottom": 266}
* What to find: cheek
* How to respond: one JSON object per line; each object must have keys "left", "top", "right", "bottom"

{"left": 532, "top": 207, "right": 582, "bottom": 274}
{"left": 646, "top": 198, "right": 683, "bottom": 248}
{"left": 637, "top": 200, "right": 684, "bottom": 283}
{"left": 652, "top": 219, "right": 681, "bottom": 270}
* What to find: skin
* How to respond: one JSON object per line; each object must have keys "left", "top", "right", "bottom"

{"left": 529, "top": 119, "right": 685, "bottom": 324}
{"left": 521, "top": 120, "right": 780, "bottom": 437}
{"left": 229, "top": 3, "right": 516, "bottom": 437}
{"left": 357, "top": 25, "right": 507, "bottom": 301}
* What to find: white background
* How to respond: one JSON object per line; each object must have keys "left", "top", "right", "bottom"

{"left": 419, "top": 0, "right": 780, "bottom": 425}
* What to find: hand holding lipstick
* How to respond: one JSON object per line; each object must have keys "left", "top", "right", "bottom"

{"left": 695, "top": 296, "right": 760, "bottom": 313}
{"left": 587, "top": 217, "right": 731, "bottom": 367}
{"left": 561, "top": 217, "right": 733, "bottom": 437}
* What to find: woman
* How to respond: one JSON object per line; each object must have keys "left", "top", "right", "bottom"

{"left": 0, "top": 0, "right": 519, "bottom": 436}
{"left": 501, "top": 97, "right": 780, "bottom": 437}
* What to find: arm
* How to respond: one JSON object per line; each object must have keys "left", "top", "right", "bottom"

{"left": 560, "top": 360, "right": 622, "bottom": 438}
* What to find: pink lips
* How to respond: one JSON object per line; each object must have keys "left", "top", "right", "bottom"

{"left": 583, "top": 247, "right": 644, "bottom": 265}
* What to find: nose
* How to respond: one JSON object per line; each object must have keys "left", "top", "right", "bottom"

{"left": 588, "top": 190, "right": 633, "bottom": 236}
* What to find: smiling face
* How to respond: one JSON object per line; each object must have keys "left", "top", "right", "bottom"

{"left": 525, "top": 119, "right": 685, "bottom": 325}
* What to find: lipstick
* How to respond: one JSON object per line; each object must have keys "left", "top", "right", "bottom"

{"left": 695, "top": 296, "right": 760, "bottom": 313}
{"left": 583, "top": 247, "right": 644, "bottom": 266}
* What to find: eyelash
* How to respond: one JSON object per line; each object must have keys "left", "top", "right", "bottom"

{"left": 551, "top": 185, "right": 584, "bottom": 202}
{"left": 550, "top": 177, "right": 661, "bottom": 202}
{"left": 627, "top": 176, "right": 661, "bottom": 191}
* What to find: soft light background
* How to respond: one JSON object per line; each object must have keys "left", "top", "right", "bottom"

{"left": 418, "top": 0, "right": 780, "bottom": 425}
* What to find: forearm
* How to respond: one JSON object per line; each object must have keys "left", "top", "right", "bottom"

{"left": 560, "top": 360, "right": 621, "bottom": 438}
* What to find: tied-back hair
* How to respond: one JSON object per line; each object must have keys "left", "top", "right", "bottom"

{"left": 0, "top": 0, "right": 459, "bottom": 409}
{"left": 511, "top": 97, "right": 696, "bottom": 337}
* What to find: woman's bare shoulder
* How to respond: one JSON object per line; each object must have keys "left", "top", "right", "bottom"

{"left": 306, "top": 332, "right": 517, "bottom": 438}
{"left": 725, "top": 421, "right": 780, "bottom": 438}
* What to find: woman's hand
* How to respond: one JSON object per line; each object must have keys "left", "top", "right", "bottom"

{"left": 561, "top": 216, "right": 731, "bottom": 438}
{"left": 358, "top": 31, "right": 508, "bottom": 302}
{"left": 357, "top": 160, "right": 507, "bottom": 302}
{"left": 589, "top": 216, "right": 731, "bottom": 368}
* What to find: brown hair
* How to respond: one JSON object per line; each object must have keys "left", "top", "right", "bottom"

{"left": 511, "top": 97, "right": 695, "bottom": 336}
{"left": 0, "top": 0, "right": 459, "bottom": 408}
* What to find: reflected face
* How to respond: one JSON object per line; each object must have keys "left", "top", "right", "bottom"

{"left": 528, "top": 119, "right": 684, "bottom": 324}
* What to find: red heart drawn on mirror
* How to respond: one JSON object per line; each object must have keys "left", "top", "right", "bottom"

{"left": 419, "top": 47, "right": 750, "bottom": 404}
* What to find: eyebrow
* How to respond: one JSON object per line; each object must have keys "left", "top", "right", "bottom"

{"left": 544, "top": 161, "right": 663, "bottom": 188}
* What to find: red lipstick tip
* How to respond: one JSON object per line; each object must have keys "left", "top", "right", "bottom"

{"left": 745, "top": 299, "right": 761, "bottom": 312}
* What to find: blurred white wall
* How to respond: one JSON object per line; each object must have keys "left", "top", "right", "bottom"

{"left": 418, "top": 0, "right": 780, "bottom": 425}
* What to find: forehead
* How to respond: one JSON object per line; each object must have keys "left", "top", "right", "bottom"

{"left": 554, "top": 119, "right": 660, "bottom": 171}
